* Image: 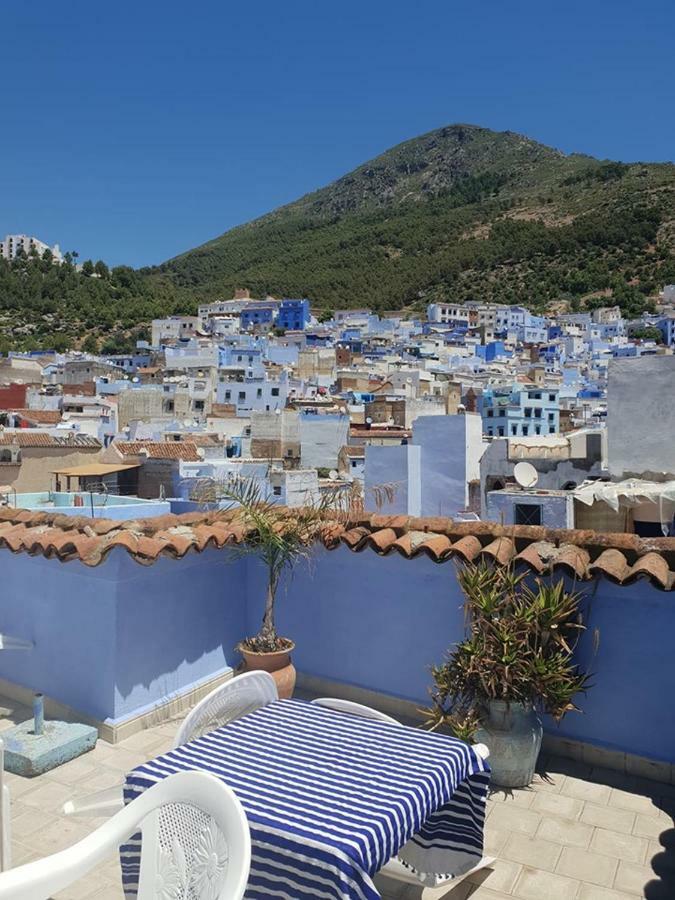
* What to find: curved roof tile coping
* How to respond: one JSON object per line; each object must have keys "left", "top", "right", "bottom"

{"left": 0, "top": 507, "right": 672, "bottom": 589}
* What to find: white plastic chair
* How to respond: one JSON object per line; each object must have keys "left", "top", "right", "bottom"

{"left": 311, "top": 697, "right": 402, "bottom": 726}
{"left": 64, "top": 671, "right": 278, "bottom": 818}
{"left": 0, "top": 770, "right": 250, "bottom": 900}
{"left": 313, "top": 700, "right": 494, "bottom": 892}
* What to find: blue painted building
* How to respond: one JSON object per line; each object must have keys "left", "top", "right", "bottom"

{"left": 240, "top": 305, "right": 275, "bottom": 330}
{"left": 276, "top": 299, "right": 310, "bottom": 331}
{"left": 658, "top": 316, "right": 675, "bottom": 347}
{"left": 481, "top": 385, "right": 560, "bottom": 437}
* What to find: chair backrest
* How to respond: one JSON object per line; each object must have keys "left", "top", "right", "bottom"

{"left": 311, "top": 697, "right": 402, "bottom": 726}
{"left": 0, "top": 770, "right": 250, "bottom": 900}
{"left": 174, "top": 670, "right": 279, "bottom": 748}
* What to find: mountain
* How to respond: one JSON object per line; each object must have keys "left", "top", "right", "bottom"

{"left": 1, "top": 124, "right": 674, "bottom": 353}
{"left": 148, "top": 124, "right": 675, "bottom": 316}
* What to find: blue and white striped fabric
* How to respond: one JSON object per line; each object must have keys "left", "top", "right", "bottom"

{"left": 121, "top": 699, "right": 490, "bottom": 899}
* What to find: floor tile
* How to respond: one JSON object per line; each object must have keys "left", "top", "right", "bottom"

{"left": 466, "top": 858, "right": 521, "bottom": 894}
{"left": 590, "top": 827, "right": 648, "bottom": 865}
{"left": 502, "top": 832, "right": 562, "bottom": 872}
{"left": 536, "top": 815, "right": 594, "bottom": 848}
{"left": 487, "top": 805, "right": 541, "bottom": 837}
{"left": 528, "top": 772, "right": 565, "bottom": 794}
{"left": 556, "top": 846, "right": 618, "bottom": 887}
{"left": 577, "top": 885, "right": 641, "bottom": 900}
{"left": 633, "top": 812, "right": 671, "bottom": 841}
{"left": 512, "top": 866, "right": 580, "bottom": 900}
{"left": 531, "top": 791, "right": 584, "bottom": 820}
{"left": 609, "top": 788, "right": 669, "bottom": 818}
{"left": 613, "top": 860, "right": 656, "bottom": 895}
{"left": 580, "top": 802, "right": 636, "bottom": 834}
{"left": 563, "top": 775, "right": 612, "bottom": 806}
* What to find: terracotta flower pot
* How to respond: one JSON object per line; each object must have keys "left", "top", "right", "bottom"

{"left": 240, "top": 641, "right": 296, "bottom": 699}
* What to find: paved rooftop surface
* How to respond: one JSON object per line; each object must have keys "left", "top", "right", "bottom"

{"left": 0, "top": 693, "right": 672, "bottom": 900}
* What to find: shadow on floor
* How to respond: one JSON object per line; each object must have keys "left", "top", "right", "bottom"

{"left": 645, "top": 827, "right": 675, "bottom": 899}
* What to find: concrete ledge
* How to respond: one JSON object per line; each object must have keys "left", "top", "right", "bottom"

{"left": 0, "top": 667, "right": 234, "bottom": 744}
{"left": 296, "top": 673, "right": 428, "bottom": 726}
{"left": 296, "top": 673, "right": 675, "bottom": 787}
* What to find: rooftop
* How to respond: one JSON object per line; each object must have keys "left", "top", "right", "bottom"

{"left": 111, "top": 440, "right": 202, "bottom": 461}
{"left": 0, "top": 508, "right": 672, "bottom": 588}
{"left": 0, "top": 433, "right": 101, "bottom": 449}
{"left": 3, "top": 688, "right": 672, "bottom": 900}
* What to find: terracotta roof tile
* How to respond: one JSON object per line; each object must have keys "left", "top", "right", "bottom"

{"left": 113, "top": 441, "right": 202, "bottom": 461}
{"left": 0, "top": 506, "right": 672, "bottom": 589}
{"left": 8, "top": 409, "right": 62, "bottom": 425}
{"left": 0, "top": 433, "right": 101, "bottom": 449}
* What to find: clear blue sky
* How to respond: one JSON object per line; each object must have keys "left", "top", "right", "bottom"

{"left": 2, "top": 0, "right": 672, "bottom": 269}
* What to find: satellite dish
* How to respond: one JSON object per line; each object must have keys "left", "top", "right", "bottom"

{"left": 365, "top": 416, "right": 373, "bottom": 424}
{"left": 329, "top": 469, "right": 338, "bottom": 480}
{"left": 514, "top": 462, "right": 539, "bottom": 489}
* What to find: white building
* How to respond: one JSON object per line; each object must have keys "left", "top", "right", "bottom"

{"left": 0, "top": 234, "right": 62, "bottom": 262}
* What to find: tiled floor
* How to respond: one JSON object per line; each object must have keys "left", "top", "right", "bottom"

{"left": 0, "top": 695, "right": 673, "bottom": 900}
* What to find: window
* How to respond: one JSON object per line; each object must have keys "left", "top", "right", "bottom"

{"left": 515, "top": 504, "right": 542, "bottom": 526}
{"left": 224, "top": 391, "right": 231, "bottom": 400}
{"left": 487, "top": 409, "right": 493, "bottom": 418}
{"left": 549, "top": 393, "right": 556, "bottom": 401}
{"left": 534, "top": 408, "right": 542, "bottom": 418}
{"left": 498, "top": 427, "right": 504, "bottom": 437}
{"left": 548, "top": 413, "right": 555, "bottom": 422}
{"left": 273, "top": 486, "right": 281, "bottom": 496}
{"left": 238, "top": 391, "right": 245, "bottom": 400}
{"left": 487, "top": 428, "right": 493, "bottom": 436}
{"left": 522, "top": 425, "right": 529, "bottom": 436}
{"left": 271, "top": 387, "right": 279, "bottom": 397}
{"left": 535, "top": 426, "right": 541, "bottom": 435}
{"left": 256, "top": 388, "right": 262, "bottom": 398}
{"left": 524, "top": 408, "right": 532, "bottom": 418}
{"left": 511, "top": 425, "right": 517, "bottom": 435}
{"left": 549, "top": 426, "right": 555, "bottom": 433}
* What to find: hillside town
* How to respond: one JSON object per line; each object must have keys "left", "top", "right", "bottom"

{"left": 0, "top": 285, "right": 673, "bottom": 536}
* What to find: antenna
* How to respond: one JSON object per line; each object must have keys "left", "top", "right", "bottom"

{"left": 514, "top": 461, "right": 539, "bottom": 489}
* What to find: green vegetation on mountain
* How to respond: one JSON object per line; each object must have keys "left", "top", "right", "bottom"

{"left": 0, "top": 251, "right": 185, "bottom": 352}
{"left": 0, "top": 124, "right": 673, "bottom": 348}
{"left": 151, "top": 124, "right": 675, "bottom": 317}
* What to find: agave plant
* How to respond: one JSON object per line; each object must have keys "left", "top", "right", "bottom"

{"left": 426, "top": 562, "right": 593, "bottom": 740}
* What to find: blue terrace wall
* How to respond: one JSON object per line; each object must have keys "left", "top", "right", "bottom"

{"left": 0, "top": 540, "right": 673, "bottom": 766}
{"left": 0, "top": 548, "right": 248, "bottom": 724}
{"left": 246, "top": 547, "right": 675, "bottom": 765}
{"left": 0, "top": 552, "right": 118, "bottom": 720}
{"left": 111, "top": 549, "right": 247, "bottom": 722}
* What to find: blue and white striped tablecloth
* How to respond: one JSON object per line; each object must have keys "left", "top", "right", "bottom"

{"left": 122, "top": 699, "right": 490, "bottom": 899}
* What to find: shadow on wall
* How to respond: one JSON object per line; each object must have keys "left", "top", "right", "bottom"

{"left": 112, "top": 549, "right": 249, "bottom": 719}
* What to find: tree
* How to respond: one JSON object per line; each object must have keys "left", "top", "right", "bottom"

{"left": 81, "top": 334, "right": 99, "bottom": 354}
{"left": 94, "top": 260, "right": 109, "bottom": 279}
{"left": 631, "top": 326, "right": 663, "bottom": 343}
{"left": 81, "top": 260, "right": 95, "bottom": 277}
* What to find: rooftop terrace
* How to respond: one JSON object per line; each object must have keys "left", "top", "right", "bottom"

{"left": 2, "top": 689, "right": 672, "bottom": 900}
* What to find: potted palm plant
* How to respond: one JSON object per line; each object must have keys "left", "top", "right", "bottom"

{"left": 216, "top": 477, "right": 340, "bottom": 698}
{"left": 427, "top": 562, "right": 593, "bottom": 787}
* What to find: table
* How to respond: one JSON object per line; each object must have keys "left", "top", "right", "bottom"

{"left": 122, "top": 699, "right": 490, "bottom": 899}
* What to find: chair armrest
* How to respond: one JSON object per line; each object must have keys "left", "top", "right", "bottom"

{"left": 62, "top": 785, "right": 124, "bottom": 817}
